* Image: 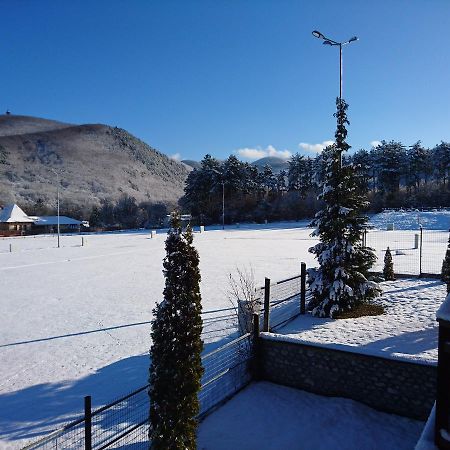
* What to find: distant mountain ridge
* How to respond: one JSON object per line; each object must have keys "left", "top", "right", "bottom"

{"left": 0, "top": 115, "right": 190, "bottom": 216}
{"left": 181, "top": 156, "right": 289, "bottom": 173}
{"left": 251, "top": 156, "right": 289, "bottom": 172}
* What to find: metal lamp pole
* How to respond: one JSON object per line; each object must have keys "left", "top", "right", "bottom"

{"left": 312, "top": 30, "right": 358, "bottom": 168}
{"left": 51, "top": 169, "right": 61, "bottom": 248}
{"left": 311, "top": 30, "right": 358, "bottom": 101}
{"left": 221, "top": 180, "right": 225, "bottom": 230}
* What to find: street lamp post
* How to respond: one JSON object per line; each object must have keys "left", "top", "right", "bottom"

{"left": 51, "top": 168, "right": 61, "bottom": 248}
{"left": 311, "top": 30, "right": 358, "bottom": 101}
{"left": 221, "top": 180, "right": 225, "bottom": 230}
{"left": 312, "top": 30, "right": 358, "bottom": 168}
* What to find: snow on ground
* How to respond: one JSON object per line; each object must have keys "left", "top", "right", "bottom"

{"left": 275, "top": 278, "right": 445, "bottom": 364}
{"left": 369, "top": 209, "right": 450, "bottom": 231}
{"left": 0, "top": 224, "right": 318, "bottom": 447}
{"left": 0, "top": 214, "right": 447, "bottom": 448}
{"left": 197, "top": 381, "right": 424, "bottom": 450}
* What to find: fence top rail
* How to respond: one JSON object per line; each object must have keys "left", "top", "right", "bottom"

{"left": 202, "top": 333, "right": 251, "bottom": 360}
{"left": 259, "top": 274, "right": 301, "bottom": 290}
{"left": 92, "top": 383, "right": 150, "bottom": 417}
{"left": 201, "top": 306, "right": 236, "bottom": 315}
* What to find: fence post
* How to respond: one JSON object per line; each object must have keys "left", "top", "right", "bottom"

{"left": 263, "top": 278, "right": 270, "bottom": 332}
{"left": 252, "top": 313, "right": 261, "bottom": 380}
{"left": 419, "top": 226, "right": 423, "bottom": 277}
{"left": 300, "top": 262, "right": 306, "bottom": 315}
{"left": 84, "top": 395, "right": 92, "bottom": 450}
{"left": 253, "top": 313, "right": 260, "bottom": 339}
{"left": 9, "top": 243, "right": 12, "bottom": 253}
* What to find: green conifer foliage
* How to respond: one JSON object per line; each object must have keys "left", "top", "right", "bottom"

{"left": 308, "top": 98, "right": 381, "bottom": 318}
{"left": 149, "top": 213, "right": 203, "bottom": 449}
{"left": 383, "top": 247, "right": 395, "bottom": 281}
{"left": 441, "top": 231, "right": 450, "bottom": 293}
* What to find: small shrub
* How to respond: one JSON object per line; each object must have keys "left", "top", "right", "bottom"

{"left": 383, "top": 247, "right": 395, "bottom": 281}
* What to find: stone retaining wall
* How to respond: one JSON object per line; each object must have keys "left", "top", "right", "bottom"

{"left": 259, "top": 336, "right": 436, "bottom": 420}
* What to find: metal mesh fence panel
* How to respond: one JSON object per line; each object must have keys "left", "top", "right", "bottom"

{"left": 23, "top": 333, "right": 254, "bottom": 450}
{"left": 365, "top": 229, "right": 448, "bottom": 276}
{"left": 257, "top": 275, "right": 302, "bottom": 330}
{"left": 201, "top": 307, "right": 238, "bottom": 343}
{"left": 422, "top": 230, "right": 447, "bottom": 275}
{"left": 199, "top": 333, "right": 253, "bottom": 416}
{"left": 22, "top": 418, "right": 85, "bottom": 450}
{"left": 91, "top": 386, "right": 149, "bottom": 450}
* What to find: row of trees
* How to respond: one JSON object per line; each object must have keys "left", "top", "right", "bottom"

{"left": 89, "top": 196, "right": 169, "bottom": 229}
{"left": 181, "top": 140, "right": 450, "bottom": 224}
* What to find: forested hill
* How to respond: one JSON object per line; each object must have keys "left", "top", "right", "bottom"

{"left": 0, "top": 115, "right": 190, "bottom": 221}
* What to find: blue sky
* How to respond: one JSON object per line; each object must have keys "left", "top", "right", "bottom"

{"left": 2, "top": 0, "right": 450, "bottom": 161}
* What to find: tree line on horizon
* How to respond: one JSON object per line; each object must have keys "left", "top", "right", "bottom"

{"left": 180, "top": 140, "right": 450, "bottom": 224}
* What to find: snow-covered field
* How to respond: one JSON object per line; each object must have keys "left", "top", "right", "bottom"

{"left": 276, "top": 278, "right": 445, "bottom": 364}
{"left": 0, "top": 224, "right": 318, "bottom": 448}
{"left": 198, "top": 382, "right": 424, "bottom": 450}
{"left": 0, "top": 213, "right": 448, "bottom": 448}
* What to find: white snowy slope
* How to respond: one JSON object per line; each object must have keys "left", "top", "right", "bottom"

{"left": 275, "top": 278, "right": 445, "bottom": 364}
{"left": 197, "top": 381, "right": 424, "bottom": 450}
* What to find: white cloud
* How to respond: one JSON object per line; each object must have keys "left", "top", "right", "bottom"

{"left": 298, "top": 140, "right": 334, "bottom": 153}
{"left": 236, "top": 145, "right": 292, "bottom": 161}
{"left": 170, "top": 153, "right": 181, "bottom": 161}
{"left": 370, "top": 140, "right": 382, "bottom": 148}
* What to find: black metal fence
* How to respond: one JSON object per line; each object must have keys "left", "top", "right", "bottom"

{"left": 258, "top": 263, "right": 309, "bottom": 332}
{"left": 364, "top": 228, "right": 447, "bottom": 276}
{"left": 22, "top": 267, "right": 308, "bottom": 450}
{"left": 23, "top": 333, "right": 253, "bottom": 450}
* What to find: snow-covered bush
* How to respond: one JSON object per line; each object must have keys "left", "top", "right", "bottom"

{"left": 149, "top": 213, "right": 203, "bottom": 449}
{"left": 308, "top": 99, "right": 381, "bottom": 318}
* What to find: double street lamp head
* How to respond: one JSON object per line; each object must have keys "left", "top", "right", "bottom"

{"left": 312, "top": 30, "right": 358, "bottom": 46}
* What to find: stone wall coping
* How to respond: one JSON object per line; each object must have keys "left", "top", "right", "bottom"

{"left": 260, "top": 332, "right": 437, "bottom": 367}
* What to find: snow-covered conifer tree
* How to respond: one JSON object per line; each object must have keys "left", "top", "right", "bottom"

{"left": 441, "top": 231, "right": 450, "bottom": 293}
{"left": 308, "top": 98, "right": 380, "bottom": 318}
{"left": 149, "top": 213, "right": 203, "bottom": 449}
{"left": 383, "top": 247, "right": 395, "bottom": 281}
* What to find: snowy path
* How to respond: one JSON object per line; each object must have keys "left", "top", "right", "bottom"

{"left": 198, "top": 382, "right": 424, "bottom": 450}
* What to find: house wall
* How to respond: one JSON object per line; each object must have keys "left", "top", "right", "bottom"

{"left": 259, "top": 336, "right": 436, "bottom": 420}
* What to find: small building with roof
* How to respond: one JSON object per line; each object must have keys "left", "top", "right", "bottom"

{"left": 0, "top": 204, "right": 34, "bottom": 235}
{"left": 31, "top": 215, "right": 82, "bottom": 233}
{"left": 0, "top": 204, "right": 83, "bottom": 236}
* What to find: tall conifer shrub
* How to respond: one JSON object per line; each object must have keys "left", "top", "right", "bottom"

{"left": 149, "top": 214, "right": 203, "bottom": 449}
{"left": 308, "top": 99, "right": 380, "bottom": 318}
{"left": 383, "top": 247, "right": 395, "bottom": 281}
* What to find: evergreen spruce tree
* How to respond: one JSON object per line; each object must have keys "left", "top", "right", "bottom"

{"left": 441, "top": 231, "right": 450, "bottom": 293}
{"left": 383, "top": 247, "right": 395, "bottom": 281}
{"left": 149, "top": 213, "right": 203, "bottom": 449}
{"left": 308, "top": 98, "right": 381, "bottom": 318}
